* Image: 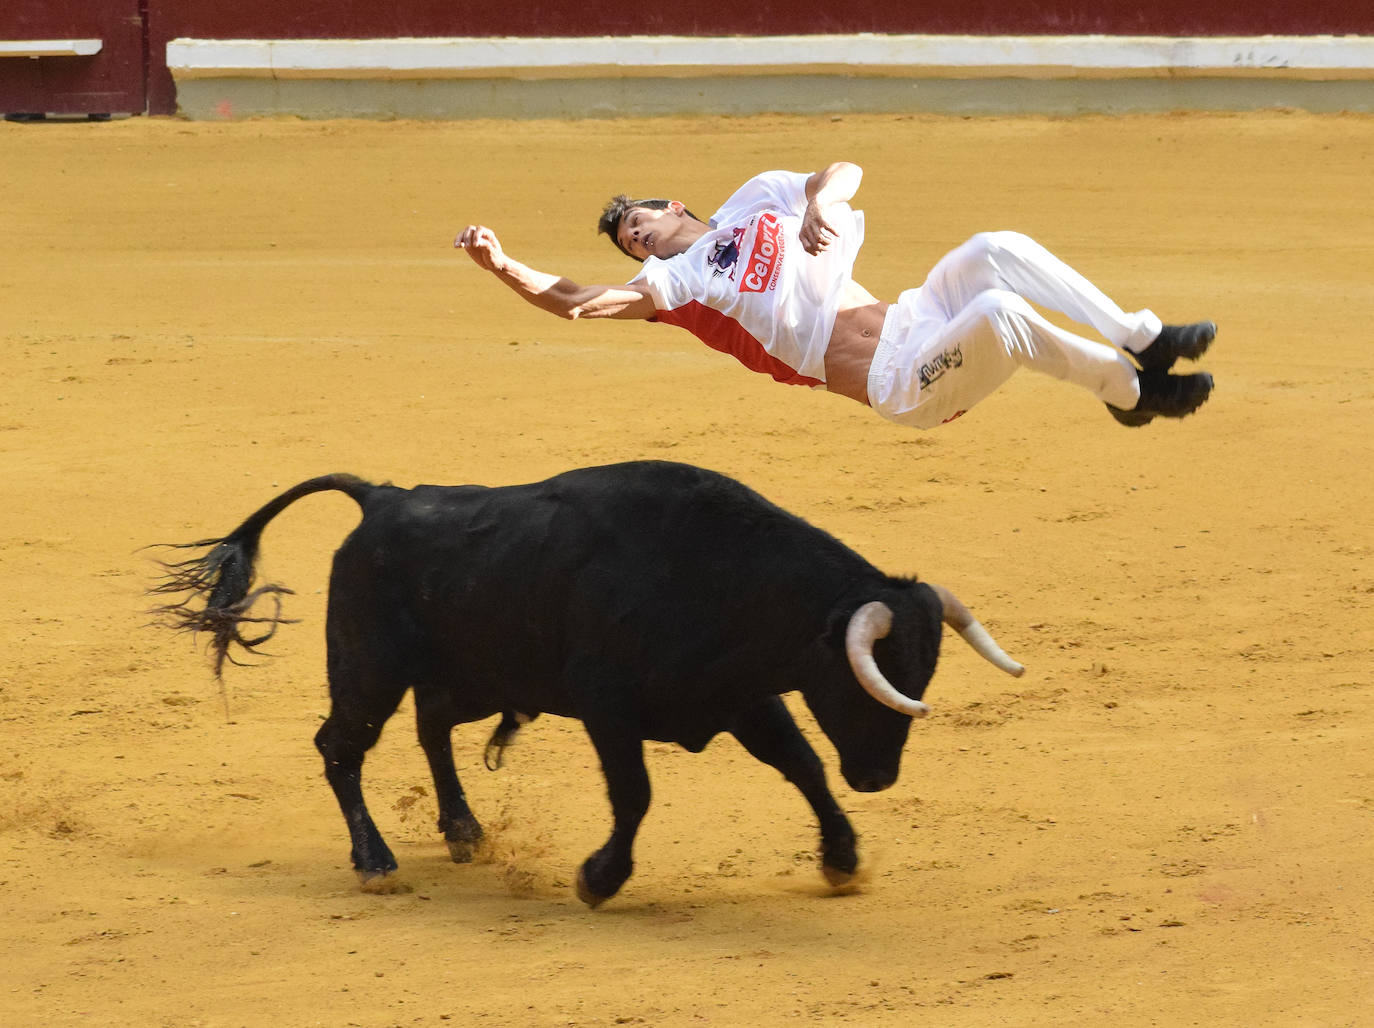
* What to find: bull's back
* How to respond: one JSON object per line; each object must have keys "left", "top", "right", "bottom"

{"left": 328, "top": 462, "right": 873, "bottom": 713}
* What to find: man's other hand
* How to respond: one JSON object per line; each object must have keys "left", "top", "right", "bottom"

{"left": 456, "top": 225, "right": 506, "bottom": 271}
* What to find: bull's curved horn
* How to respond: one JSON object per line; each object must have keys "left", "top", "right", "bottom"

{"left": 929, "top": 583, "right": 1025, "bottom": 678}
{"left": 845, "top": 601, "right": 930, "bottom": 718}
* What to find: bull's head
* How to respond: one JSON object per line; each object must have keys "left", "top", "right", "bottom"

{"left": 808, "top": 582, "right": 1024, "bottom": 793}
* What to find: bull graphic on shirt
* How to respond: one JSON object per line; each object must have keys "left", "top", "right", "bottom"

{"left": 709, "top": 227, "right": 747, "bottom": 281}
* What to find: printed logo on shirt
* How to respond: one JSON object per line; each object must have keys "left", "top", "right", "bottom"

{"left": 739, "top": 214, "right": 783, "bottom": 293}
{"left": 918, "top": 343, "right": 964, "bottom": 388}
{"left": 708, "top": 227, "right": 746, "bottom": 281}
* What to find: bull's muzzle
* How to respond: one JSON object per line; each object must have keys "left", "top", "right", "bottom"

{"left": 846, "top": 768, "right": 898, "bottom": 793}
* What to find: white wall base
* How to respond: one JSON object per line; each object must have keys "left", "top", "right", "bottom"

{"left": 165, "top": 35, "right": 1374, "bottom": 118}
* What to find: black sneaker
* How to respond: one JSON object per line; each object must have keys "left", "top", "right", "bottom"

{"left": 1106, "top": 403, "right": 1155, "bottom": 427}
{"left": 1106, "top": 370, "right": 1214, "bottom": 427}
{"left": 1134, "top": 321, "right": 1216, "bottom": 371}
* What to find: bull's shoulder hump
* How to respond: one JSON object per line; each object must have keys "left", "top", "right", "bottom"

{"left": 550, "top": 460, "right": 766, "bottom": 504}
{"left": 551, "top": 460, "right": 728, "bottom": 489}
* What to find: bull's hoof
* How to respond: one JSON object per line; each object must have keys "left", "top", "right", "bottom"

{"left": 446, "top": 837, "right": 479, "bottom": 863}
{"left": 444, "top": 817, "right": 484, "bottom": 863}
{"left": 820, "top": 838, "right": 858, "bottom": 887}
{"left": 576, "top": 848, "right": 631, "bottom": 907}
{"left": 574, "top": 868, "right": 611, "bottom": 909}
{"left": 357, "top": 870, "right": 413, "bottom": 895}
{"left": 821, "top": 863, "right": 856, "bottom": 888}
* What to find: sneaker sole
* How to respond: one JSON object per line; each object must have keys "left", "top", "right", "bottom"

{"left": 1106, "top": 404, "right": 1155, "bottom": 427}
{"left": 1174, "top": 321, "right": 1217, "bottom": 363}
{"left": 1138, "top": 321, "right": 1217, "bottom": 371}
{"left": 1142, "top": 371, "right": 1214, "bottom": 419}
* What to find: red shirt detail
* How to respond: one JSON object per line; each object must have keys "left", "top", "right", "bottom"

{"left": 654, "top": 300, "right": 822, "bottom": 388}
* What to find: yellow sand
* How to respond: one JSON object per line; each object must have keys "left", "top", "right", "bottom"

{"left": 1, "top": 111, "right": 1371, "bottom": 1025}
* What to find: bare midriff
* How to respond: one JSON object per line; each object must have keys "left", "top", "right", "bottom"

{"left": 824, "top": 279, "right": 889, "bottom": 405}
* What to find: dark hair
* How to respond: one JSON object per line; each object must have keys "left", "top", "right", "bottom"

{"left": 597, "top": 195, "right": 698, "bottom": 261}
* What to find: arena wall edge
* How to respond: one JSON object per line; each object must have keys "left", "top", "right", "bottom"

{"left": 164, "top": 35, "right": 1374, "bottom": 119}
{"left": 6, "top": 0, "right": 1374, "bottom": 118}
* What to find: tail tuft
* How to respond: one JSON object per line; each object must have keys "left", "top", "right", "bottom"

{"left": 146, "top": 474, "right": 373, "bottom": 676}
{"left": 147, "top": 536, "right": 296, "bottom": 677}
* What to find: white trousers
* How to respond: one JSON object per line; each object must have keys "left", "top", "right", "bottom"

{"left": 866, "top": 231, "right": 1161, "bottom": 428}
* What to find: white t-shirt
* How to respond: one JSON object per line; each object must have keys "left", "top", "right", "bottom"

{"left": 629, "top": 170, "right": 865, "bottom": 388}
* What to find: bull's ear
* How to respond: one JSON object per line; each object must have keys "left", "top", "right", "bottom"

{"left": 825, "top": 588, "right": 909, "bottom": 649}
{"left": 824, "top": 605, "right": 853, "bottom": 651}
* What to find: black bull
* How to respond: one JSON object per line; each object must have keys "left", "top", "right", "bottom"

{"left": 150, "top": 461, "right": 1023, "bottom": 906}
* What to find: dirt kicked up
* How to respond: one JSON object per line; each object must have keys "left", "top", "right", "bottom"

{"left": 1, "top": 111, "right": 1371, "bottom": 1026}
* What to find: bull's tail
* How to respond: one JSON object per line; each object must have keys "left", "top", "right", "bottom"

{"left": 147, "top": 473, "right": 375, "bottom": 676}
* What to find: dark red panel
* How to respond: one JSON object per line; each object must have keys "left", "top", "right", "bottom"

{"left": 0, "top": 1, "right": 145, "bottom": 115}
{"left": 154, "top": 0, "right": 1374, "bottom": 38}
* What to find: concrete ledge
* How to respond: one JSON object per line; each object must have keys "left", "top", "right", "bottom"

{"left": 165, "top": 34, "right": 1374, "bottom": 117}
{"left": 0, "top": 39, "right": 102, "bottom": 58}
{"left": 171, "top": 74, "right": 1374, "bottom": 120}
{"left": 167, "top": 34, "right": 1374, "bottom": 80}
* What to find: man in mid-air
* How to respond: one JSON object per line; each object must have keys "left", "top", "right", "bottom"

{"left": 457, "top": 162, "right": 1214, "bottom": 429}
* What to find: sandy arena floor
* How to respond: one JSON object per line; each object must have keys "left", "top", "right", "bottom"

{"left": 1, "top": 111, "right": 1371, "bottom": 1026}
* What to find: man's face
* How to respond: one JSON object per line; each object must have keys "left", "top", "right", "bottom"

{"left": 617, "top": 202, "right": 695, "bottom": 261}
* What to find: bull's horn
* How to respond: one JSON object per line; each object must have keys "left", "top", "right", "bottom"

{"left": 845, "top": 601, "right": 930, "bottom": 718}
{"left": 929, "top": 583, "right": 1025, "bottom": 678}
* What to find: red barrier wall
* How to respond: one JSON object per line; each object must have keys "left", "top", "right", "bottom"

{"left": 151, "top": 0, "right": 1374, "bottom": 37}
{"left": 6, "top": 0, "right": 1374, "bottom": 116}
{"left": 0, "top": 1, "right": 145, "bottom": 116}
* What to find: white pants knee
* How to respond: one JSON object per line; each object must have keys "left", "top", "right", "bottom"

{"left": 867, "top": 232, "right": 1158, "bottom": 428}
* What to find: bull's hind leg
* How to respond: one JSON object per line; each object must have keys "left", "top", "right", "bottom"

{"left": 314, "top": 676, "right": 409, "bottom": 892}
{"left": 413, "top": 691, "right": 484, "bottom": 863}
{"left": 729, "top": 697, "right": 858, "bottom": 886}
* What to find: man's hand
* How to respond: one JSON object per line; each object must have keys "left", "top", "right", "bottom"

{"left": 455, "top": 224, "right": 505, "bottom": 272}
{"left": 800, "top": 162, "right": 863, "bottom": 256}
{"left": 800, "top": 200, "right": 841, "bottom": 256}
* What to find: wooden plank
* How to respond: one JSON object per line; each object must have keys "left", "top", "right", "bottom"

{"left": 0, "top": 39, "right": 102, "bottom": 58}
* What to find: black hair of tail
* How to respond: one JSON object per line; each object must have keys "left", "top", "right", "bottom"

{"left": 146, "top": 534, "right": 297, "bottom": 677}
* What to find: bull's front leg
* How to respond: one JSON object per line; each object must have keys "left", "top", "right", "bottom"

{"left": 577, "top": 717, "right": 650, "bottom": 908}
{"left": 729, "top": 696, "right": 858, "bottom": 886}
